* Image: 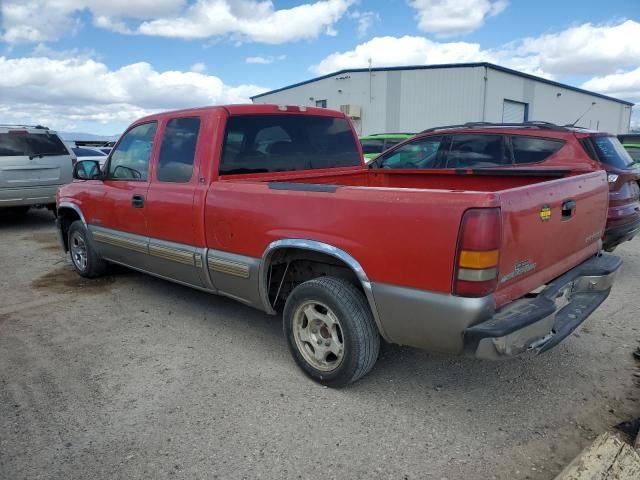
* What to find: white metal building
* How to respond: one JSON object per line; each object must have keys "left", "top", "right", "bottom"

{"left": 251, "top": 63, "right": 634, "bottom": 135}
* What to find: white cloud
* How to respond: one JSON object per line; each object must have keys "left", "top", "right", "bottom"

{"left": 137, "top": 0, "right": 354, "bottom": 43}
{"left": 1, "top": 0, "right": 354, "bottom": 45}
{"left": 190, "top": 62, "right": 207, "bottom": 73}
{"left": 581, "top": 67, "right": 640, "bottom": 103}
{"left": 409, "top": 0, "right": 508, "bottom": 36}
{"left": 245, "top": 55, "right": 286, "bottom": 65}
{"left": 1, "top": 0, "right": 186, "bottom": 43}
{"left": 312, "top": 20, "right": 640, "bottom": 85}
{"left": 349, "top": 10, "right": 379, "bottom": 37}
{"left": 0, "top": 55, "right": 266, "bottom": 133}
{"left": 312, "top": 35, "right": 492, "bottom": 74}
{"left": 513, "top": 20, "right": 640, "bottom": 76}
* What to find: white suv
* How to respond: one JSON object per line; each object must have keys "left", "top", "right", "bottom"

{"left": 0, "top": 125, "right": 73, "bottom": 214}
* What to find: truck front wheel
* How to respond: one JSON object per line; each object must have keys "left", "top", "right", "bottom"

{"left": 283, "top": 277, "right": 380, "bottom": 387}
{"left": 68, "top": 220, "right": 108, "bottom": 278}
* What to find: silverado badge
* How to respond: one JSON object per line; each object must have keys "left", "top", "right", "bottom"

{"left": 539, "top": 204, "right": 551, "bottom": 222}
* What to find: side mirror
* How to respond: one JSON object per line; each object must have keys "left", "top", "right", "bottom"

{"left": 73, "top": 160, "right": 102, "bottom": 180}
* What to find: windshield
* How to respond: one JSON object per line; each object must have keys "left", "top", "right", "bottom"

{"left": 0, "top": 132, "right": 69, "bottom": 157}
{"left": 72, "top": 147, "right": 107, "bottom": 157}
{"left": 220, "top": 114, "right": 361, "bottom": 175}
{"left": 591, "top": 136, "right": 635, "bottom": 169}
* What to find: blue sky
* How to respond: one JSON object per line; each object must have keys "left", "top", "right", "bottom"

{"left": 1, "top": 0, "right": 639, "bottom": 134}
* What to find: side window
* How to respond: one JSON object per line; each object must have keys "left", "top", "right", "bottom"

{"left": 361, "top": 139, "right": 385, "bottom": 155}
{"left": 108, "top": 122, "right": 157, "bottom": 180}
{"left": 157, "top": 117, "right": 201, "bottom": 183}
{"left": 384, "top": 139, "right": 403, "bottom": 150}
{"left": 380, "top": 136, "right": 443, "bottom": 169}
{"left": 511, "top": 136, "right": 564, "bottom": 164}
{"left": 446, "top": 134, "right": 507, "bottom": 168}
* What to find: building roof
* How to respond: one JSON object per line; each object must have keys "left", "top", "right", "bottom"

{"left": 251, "top": 62, "right": 635, "bottom": 107}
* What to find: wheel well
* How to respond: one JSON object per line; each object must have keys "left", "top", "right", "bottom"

{"left": 265, "top": 248, "right": 362, "bottom": 311}
{"left": 57, "top": 207, "right": 81, "bottom": 252}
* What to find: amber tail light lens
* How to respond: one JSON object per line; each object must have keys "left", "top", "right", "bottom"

{"left": 453, "top": 208, "right": 501, "bottom": 297}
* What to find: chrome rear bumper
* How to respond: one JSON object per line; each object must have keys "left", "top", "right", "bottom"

{"left": 464, "top": 254, "right": 621, "bottom": 360}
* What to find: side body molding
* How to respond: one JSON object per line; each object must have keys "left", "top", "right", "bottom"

{"left": 259, "top": 239, "right": 390, "bottom": 341}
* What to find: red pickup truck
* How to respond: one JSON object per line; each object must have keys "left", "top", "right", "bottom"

{"left": 56, "top": 105, "right": 621, "bottom": 387}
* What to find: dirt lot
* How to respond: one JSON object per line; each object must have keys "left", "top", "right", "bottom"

{"left": 1, "top": 209, "right": 639, "bottom": 480}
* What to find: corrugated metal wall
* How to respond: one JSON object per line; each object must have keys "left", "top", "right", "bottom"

{"left": 253, "top": 66, "right": 632, "bottom": 135}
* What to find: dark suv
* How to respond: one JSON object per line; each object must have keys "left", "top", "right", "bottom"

{"left": 370, "top": 122, "right": 640, "bottom": 251}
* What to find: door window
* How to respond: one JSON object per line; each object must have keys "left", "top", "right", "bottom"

{"left": 446, "top": 134, "right": 507, "bottom": 168}
{"left": 108, "top": 122, "right": 157, "bottom": 180}
{"left": 511, "top": 136, "right": 564, "bottom": 164}
{"left": 157, "top": 117, "right": 201, "bottom": 183}
{"left": 379, "top": 136, "right": 444, "bottom": 169}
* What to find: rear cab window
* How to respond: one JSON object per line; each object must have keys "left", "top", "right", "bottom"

{"left": 219, "top": 114, "right": 360, "bottom": 175}
{"left": 0, "top": 130, "right": 69, "bottom": 157}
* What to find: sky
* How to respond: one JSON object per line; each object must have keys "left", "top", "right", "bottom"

{"left": 1, "top": 0, "right": 639, "bottom": 135}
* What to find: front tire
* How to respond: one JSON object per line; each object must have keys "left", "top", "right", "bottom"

{"left": 283, "top": 277, "right": 380, "bottom": 387}
{"left": 68, "top": 220, "right": 108, "bottom": 278}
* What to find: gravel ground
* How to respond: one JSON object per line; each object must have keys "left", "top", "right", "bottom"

{"left": 1, "top": 209, "right": 639, "bottom": 480}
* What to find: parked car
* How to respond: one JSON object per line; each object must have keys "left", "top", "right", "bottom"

{"left": 0, "top": 124, "right": 73, "bottom": 215}
{"left": 622, "top": 142, "right": 640, "bottom": 163}
{"left": 57, "top": 105, "right": 620, "bottom": 387}
{"left": 370, "top": 122, "right": 640, "bottom": 252}
{"left": 359, "top": 133, "right": 414, "bottom": 162}
{"left": 70, "top": 145, "right": 109, "bottom": 166}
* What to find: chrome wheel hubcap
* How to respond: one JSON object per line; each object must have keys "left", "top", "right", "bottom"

{"left": 70, "top": 232, "right": 88, "bottom": 271}
{"left": 292, "top": 301, "right": 344, "bottom": 372}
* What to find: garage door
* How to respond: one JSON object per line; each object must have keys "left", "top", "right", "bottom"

{"left": 502, "top": 100, "right": 528, "bottom": 123}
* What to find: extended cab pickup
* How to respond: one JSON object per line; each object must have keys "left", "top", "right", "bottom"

{"left": 56, "top": 105, "right": 621, "bottom": 387}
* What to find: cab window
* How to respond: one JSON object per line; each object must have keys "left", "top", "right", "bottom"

{"left": 157, "top": 117, "right": 201, "bottom": 183}
{"left": 379, "top": 136, "right": 443, "bottom": 169}
{"left": 108, "top": 122, "right": 157, "bottom": 180}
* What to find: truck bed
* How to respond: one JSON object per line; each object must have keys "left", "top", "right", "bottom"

{"left": 210, "top": 169, "right": 609, "bottom": 309}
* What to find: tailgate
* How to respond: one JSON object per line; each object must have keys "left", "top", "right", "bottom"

{"left": 0, "top": 154, "right": 70, "bottom": 188}
{"left": 494, "top": 171, "right": 608, "bottom": 307}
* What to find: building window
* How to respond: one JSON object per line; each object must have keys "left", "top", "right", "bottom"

{"left": 502, "top": 99, "right": 529, "bottom": 123}
{"left": 315, "top": 99, "right": 327, "bottom": 108}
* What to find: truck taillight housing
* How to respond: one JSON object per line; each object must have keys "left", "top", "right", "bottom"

{"left": 453, "top": 208, "right": 501, "bottom": 297}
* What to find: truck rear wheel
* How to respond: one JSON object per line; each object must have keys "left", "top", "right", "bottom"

{"left": 283, "top": 276, "right": 380, "bottom": 387}
{"left": 68, "top": 220, "right": 108, "bottom": 278}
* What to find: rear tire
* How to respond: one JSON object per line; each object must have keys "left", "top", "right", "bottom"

{"left": 283, "top": 276, "right": 380, "bottom": 387}
{"left": 68, "top": 220, "right": 108, "bottom": 278}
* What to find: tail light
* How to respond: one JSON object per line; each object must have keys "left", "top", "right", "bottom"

{"left": 453, "top": 208, "right": 501, "bottom": 297}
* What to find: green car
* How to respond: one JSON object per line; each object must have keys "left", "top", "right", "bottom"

{"left": 622, "top": 143, "right": 640, "bottom": 164}
{"left": 359, "top": 133, "right": 414, "bottom": 162}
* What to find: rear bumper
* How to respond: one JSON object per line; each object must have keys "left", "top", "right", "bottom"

{"left": 603, "top": 216, "right": 640, "bottom": 250}
{"left": 0, "top": 185, "right": 60, "bottom": 207}
{"left": 464, "top": 254, "right": 621, "bottom": 360}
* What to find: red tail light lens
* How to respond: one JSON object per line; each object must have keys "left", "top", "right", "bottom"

{"left": 454, "top": 208, "right": 501, "bottom": 297}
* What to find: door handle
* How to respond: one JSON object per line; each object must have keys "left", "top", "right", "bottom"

{"left": 131, "top": 194, "right": 145, "bottom": 208}
{"left": 561, "top": 199, "right": 576, "bottom": 219}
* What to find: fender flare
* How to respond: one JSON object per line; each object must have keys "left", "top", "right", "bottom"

{"left": 57, "top": 201, "right": 87, "bottom": 226}
{"left": 258, "top": 238, "right": 390, "bottom": 341}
